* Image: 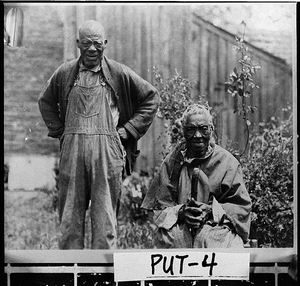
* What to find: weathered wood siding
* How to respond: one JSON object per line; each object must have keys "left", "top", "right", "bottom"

{"left": 69, "top": 5, "right": 195, "bottom": 173}
{"left": 68, "top": 5, "right": 292, "bottom": 172}
{"left": 4, "top": 4, "right": 293, "bottom": 174}
{"left": 191, "top": 14, "right": 293, "bottom": 151}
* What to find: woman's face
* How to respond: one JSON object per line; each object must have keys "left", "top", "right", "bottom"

{"left": 183, "top": 113, "right": 211, "bottom": 157}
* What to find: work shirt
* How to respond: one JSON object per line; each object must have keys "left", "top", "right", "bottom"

{"left": 77, "top": 61, "right": 119, "bottom": 127}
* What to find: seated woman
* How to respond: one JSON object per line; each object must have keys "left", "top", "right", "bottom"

{"left": 142, "top": 104, "right": 252, "bottom": 248}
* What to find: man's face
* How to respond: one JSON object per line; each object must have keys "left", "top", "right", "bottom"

{"left": 183, "top": 113, "right": 211, "bottom": 157}
{"left": 77, "top": 31, "right": 107, "bottom": 69}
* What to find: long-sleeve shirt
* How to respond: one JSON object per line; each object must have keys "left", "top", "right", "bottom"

{"left": 76, "top": 61, "right": 119, "bottom": 127}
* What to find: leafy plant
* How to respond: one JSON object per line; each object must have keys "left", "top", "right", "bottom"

{"left": 241, "top": 115, "right": 293, "bottom": 247}
{"left": 117, "top": 221, "right": 156, "bottom": 249}
{"left": 117, "top": 172, "right": 157, "bottom": 248}
{"left": 225, "top": 22, "right": 261, "bottom": 156}
{"left": 153, "top": 67, "right": 211, "bottom": 155}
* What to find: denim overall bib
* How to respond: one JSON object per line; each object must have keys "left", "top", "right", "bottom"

{"left": 58, "top": 76, "right": 125, "bottom": 249}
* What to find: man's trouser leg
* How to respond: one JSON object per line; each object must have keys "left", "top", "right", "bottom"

{"left": 58, "top": 134, "right": 88, "bottom": 249}
{"left": 88, "top": 134, "right": 125, "bottom": 249}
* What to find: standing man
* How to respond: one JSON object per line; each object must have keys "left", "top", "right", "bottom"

{"left": 39, "top": 20, "right": 159, "bottom": 249}
{"left": 142, "top": 104, "right": 251, "bottom": 248}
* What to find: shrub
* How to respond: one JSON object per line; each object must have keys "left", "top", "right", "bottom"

{"left": 153, "top": 67, "right": 211, "bottom": 155}
{"left": 241, "top": 115, "right": 294, "bottom": 247}
{"left": 117, "top": 172, "right": 157, "bottom": 249}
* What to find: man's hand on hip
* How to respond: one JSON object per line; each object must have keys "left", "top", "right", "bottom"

{"left": 118, "top": 127, "right": 131, "bottom": 142}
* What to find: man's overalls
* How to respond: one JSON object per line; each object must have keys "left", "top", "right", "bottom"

{"left": 58, "top": 66, "right": 125, "bottom": 249}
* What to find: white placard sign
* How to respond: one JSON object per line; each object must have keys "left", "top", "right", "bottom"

{"left": 114, "top": 251, "right": 250, "bottom": 281}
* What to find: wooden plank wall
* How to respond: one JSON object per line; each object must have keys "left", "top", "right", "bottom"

{"left": 192, "top": 14, "right": 293, "bottom": 152}
{"left": 70, "top": 4, "right": 194, "bottom": 173}
{"left": 64, "top": 5, "right": 292, "bottom": 173}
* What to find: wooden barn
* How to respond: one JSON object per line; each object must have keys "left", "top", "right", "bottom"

{"left": 4, "top": 3, "right": 293, "bottom": 176}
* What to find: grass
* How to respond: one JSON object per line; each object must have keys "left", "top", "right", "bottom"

{"left": 5, "top": 190, "right": 59, "bottom": 250}
{"left": 4, "top": 188, "right": 156, "bottom": 250}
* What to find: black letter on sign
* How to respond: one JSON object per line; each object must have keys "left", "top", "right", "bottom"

{"left": 175, "top": 255, "right": 189, "bottom": 274}
{"left": 202, "top": 253, "right": 218, "bottom": 276}
{"left": 163, "top": 256, "right": 174, "bottom": 275}
{"left": 151, "top": 254, "right": 163, "bottom": 275}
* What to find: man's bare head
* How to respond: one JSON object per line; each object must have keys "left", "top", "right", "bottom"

{"left": 77, "top": 20, "right": 107, "bottom": 69}
{"left": 78, "top": 20, "right": 106, "bottom": 41}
